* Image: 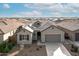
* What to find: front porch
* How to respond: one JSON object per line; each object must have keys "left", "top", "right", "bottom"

{"left": 32, "top": 31, "right": 42, "bottom": 44}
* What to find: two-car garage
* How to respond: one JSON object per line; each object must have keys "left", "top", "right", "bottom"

{"left": 41, "top": 25, "right": 64, "bottom": 43}
{"left": 45, "top": 34, "right": 61, "bottom": 42}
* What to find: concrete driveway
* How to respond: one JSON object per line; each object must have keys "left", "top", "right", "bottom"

{"left": 45, "top": 42, "right": 71, "bottom": 56}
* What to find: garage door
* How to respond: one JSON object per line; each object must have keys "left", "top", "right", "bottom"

{"left": 45, "top": 34, "right": 61, "bottom": 42}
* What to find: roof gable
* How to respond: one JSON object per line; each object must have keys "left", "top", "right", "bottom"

{"left": 23, "top": 25, "right": 33, "bottom": 33}
{"left": 32, "top": 20, "right": 42, "bottom": 28}
{"left": 41, "top": 25, "right": 53, "bottom": 32}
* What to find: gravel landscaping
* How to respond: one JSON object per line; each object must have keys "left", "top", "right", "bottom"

{"left": 63, "top": 44, "right": 79, "bottom": 56}
{"left": 8, "top": 44, "right": 47, "bottom": 56}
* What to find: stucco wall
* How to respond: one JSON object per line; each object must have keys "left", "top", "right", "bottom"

{"left": 17, "top": 29, "right": 32, "bottom": 44}
{"left": 3, "top": 32, "right": 11, "bottom": 41}
{"left": 63, "top": 29, "right": 75, "bottom": 41}
{"left": 41, "top": 26, "right": 64, "bottom": 42}
{"left": 3, "top": 29, "right": 17, "bottom": 41}
{"left": 70, "top": 33, "right": 75, "bottom": 41}
{"left": 57, "top": 26, "right": 76, "bottom": 41}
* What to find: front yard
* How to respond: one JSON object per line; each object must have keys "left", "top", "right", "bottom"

{"left": 0, "top": 34, "right": 47, "bottom": 56}
{"left": 8, "top": 44, "right": 47, "bottom": 56}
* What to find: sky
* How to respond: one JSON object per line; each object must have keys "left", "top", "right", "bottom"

{"left": 0, "top": 3, "right": 79, "bottom": 17}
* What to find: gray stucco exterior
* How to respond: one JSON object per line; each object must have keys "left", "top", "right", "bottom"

{"left": 17, "top": 29, "right": 33, "bottom": 44}
{"left": 57, "top": 26, "right": 79, "bottom": 41}
{"left": 41, "top": 26, "right": 64, "bottom": 42}
{"left": 16, "top": 20, "right": 65, "bottom": 44}
{"left": 16, "top": 25, "right": 65, "bottom": 44}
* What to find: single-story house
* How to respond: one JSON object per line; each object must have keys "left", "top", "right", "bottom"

{"left": 57, "top": 20, "right": 79, "bottom": 41}
{"left": 0, "top": 19, "right": 24, "bottom": 43}
{"left": 17, "top": 20, "right": 64, "bottom": 44}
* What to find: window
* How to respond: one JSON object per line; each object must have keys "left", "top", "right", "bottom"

{"left": 24, "top": 35, "right": 27, "bottom": 40}
{"left": 19, "top": 35, "right": 22, "bottom": 40}
{"left": 19, "top": 35, "right": 29, "bottom": 40}
{"left": 27, "top": 35, "right": 29, "bottom": 40}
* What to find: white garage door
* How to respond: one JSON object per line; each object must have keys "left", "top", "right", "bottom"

{"left": 45, "top": 34, "right": 61, "bottom": 42}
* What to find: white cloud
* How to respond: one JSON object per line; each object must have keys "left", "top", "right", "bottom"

{"left": 52, "top": 12, "right": 63, "bottom": 17}
{"left": 21, "top": 11, "right": 42, "bottom": 16}
{"left": 24, "top": 3, "right": 79, "bottom": 14}
{"left": 12, "top": 3, "right": 79, "bottom": 17}
{"left": 13, "top": 10, "right": 42, "bottom": 17}
{"left": 24, "top": 3, "right": 57, "bottom": 10}
{"left": 3, "top": 4, "right": 10, "bottom": 9}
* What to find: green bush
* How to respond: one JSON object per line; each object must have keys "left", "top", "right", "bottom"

{"left": 4, "top": 46, "right": 10, "bottom": 53}
{"left": 8, "top": 43, "right": 15, "bottom": 50}
{"left": 0, "top": 41, "right": 16, "bottom": 53}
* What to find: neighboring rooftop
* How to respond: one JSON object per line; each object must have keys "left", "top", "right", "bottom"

{"left": 0, "top": 19, "right": 26, "bottom": 34}
{"left": 57, "top": 20, "right": 79, "bottom": 31}
{"left": 0, "top": 21, "right": 7, "bottom": 26}
{"left": 0, "top": 18, "right": 79, "bottom": 34}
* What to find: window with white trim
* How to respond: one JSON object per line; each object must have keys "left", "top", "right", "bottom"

{"left": 19, "top": 35, "right": 29, "bottom": 40}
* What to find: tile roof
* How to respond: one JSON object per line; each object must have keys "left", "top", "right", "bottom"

{"left": 0, "top": 19, "right": 25, "bottom": 34}
{"left": 23, "top": 20, "right": 55, "bottom": 32}
{"left": 57, "top": 20, "right": 79, "bottom": 31}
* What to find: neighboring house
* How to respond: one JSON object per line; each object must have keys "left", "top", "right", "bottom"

{"left": 17, "top": 20, "right": 64, "bottom": 44}
{"left": 57, "top": 20, "right": 79, "bottom": 41}
{"left": 0, "top": 19, "right": 24, "bottom": 43}
{"left": 2, "top": 18, "right": 79, "bottom": 45}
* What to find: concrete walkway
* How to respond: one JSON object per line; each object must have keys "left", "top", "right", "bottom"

{"left": 45, "top": 43, "right": 71, "bottom": 56}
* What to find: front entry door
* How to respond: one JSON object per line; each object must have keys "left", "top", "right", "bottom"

{"left": 32, "top": 31, "right": 41, "bottom": 44}
{"left": 37, "top": 32, "right": 41, "bottom": 41}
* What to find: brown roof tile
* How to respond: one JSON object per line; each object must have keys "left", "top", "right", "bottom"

{"left": 0, "top": 19, "right": 25, "bottom": 34}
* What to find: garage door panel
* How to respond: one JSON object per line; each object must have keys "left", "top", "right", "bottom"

{"left": 45, "top": 34, "right": 61, "bottom": 42}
